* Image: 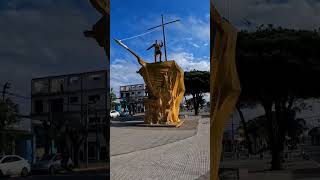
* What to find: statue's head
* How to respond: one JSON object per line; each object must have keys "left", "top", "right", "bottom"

{"left": 155, "top": 40, "right": 158, "bottom": 44}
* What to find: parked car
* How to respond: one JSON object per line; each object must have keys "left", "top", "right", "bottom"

{"left": 0, "top": 155, "right": 30, "bottom": 177}
{"left": 120, "top": 111, "right": 130, "bottom": 117}
{"left": 32, "top": 153, "right": 73, "bottom": 174}
{"left": 110, "top": 110, "right": 120, "bottom": 118}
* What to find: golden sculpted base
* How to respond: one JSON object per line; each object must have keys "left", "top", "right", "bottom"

{"left": 115, "top": 39, "right": 185, "bottom": 126}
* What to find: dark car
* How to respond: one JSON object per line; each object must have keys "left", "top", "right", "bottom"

{"left": 32, "top": 153, "right": 73, "bottom": 174}
{"left": 120, "top": 111, "right": 129, "bottom": 117}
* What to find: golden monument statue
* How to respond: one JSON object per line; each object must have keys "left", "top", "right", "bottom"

{"left": 114, "top": 15, "right": 185, "bottom": 126}
{"left": 114, "top": 39, "right": 185, "bottom": 126}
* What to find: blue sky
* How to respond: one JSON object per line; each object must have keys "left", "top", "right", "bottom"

{"left": 110, "top": 0, "right": 210, "bottom": 96}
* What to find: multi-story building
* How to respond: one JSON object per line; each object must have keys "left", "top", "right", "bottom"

{"left": 31, "top": 70, "right": 108, "bottom": 162}
{"left": 120, "top": 84, "right": 146, "bottom": 113}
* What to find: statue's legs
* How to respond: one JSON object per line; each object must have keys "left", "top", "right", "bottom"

{"left": 154, "top": 54, "right": 157, "bottom": 63}
{"left": 159, "top": 52, "right": 162, "bottom": 62}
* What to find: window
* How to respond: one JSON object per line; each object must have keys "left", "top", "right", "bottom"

{"left": 54, "top": 154, "right": 62, "bottom": 161}
{"left": 88, "top": 95, "right": 100, "bottom": 103}
{"left": 131, "top": 92, "right": 134, "bottom": 95}
{"left": 70, "top": 77, "right": 79, "bottom": 84}
{"left": 11, "top": 156, "right": 21, "bottom": 162}
{"left": 90, "top": 74, "right": 101, "bottom": 80}
{"left": 1, "top": 157, "right": 11, "bottom": 163}
{"left": 89, "top": 117, "right": 99, "bottom": 124}
{"left": 69, "top": 96, "right": 78, "bottom": 103}
{"left": 34, "top": 82, "right": 44, "bottom": 92}
{"left": 50, "top": 98, "right": 63, "bottom": 112}
{"left": 35, "top": 100, "right": 43, "bottom": 113}
{"left": 51, "top": 78, "right": 64, "bottom": 92}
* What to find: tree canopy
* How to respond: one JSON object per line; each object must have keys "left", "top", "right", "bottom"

{"left": 236, "top": 25, "right": 320, "bottom": 170}
{"left": 184, "top": 70, "right": 210, "bottom": 115}
{"left": 110, "top": 88, "right": 117, "bottom": 110}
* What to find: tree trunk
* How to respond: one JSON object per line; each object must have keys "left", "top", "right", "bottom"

{"left": 193, "top": 94, "right": 199, "bottom": 115}
{"left": 271, "top": 147, "right": 282, "bottom": 170}
{"left": 262, "top": 100, "right": 283, "bottom": 170}
{"left": 236, "top": 105, "right": 253, "bottom": 154}
{"left": 73, "top": 145, "right": 80, "bottom": 168}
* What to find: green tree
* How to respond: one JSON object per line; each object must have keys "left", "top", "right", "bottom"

{"left": 184, "top": 70, "right": 210, "bottom": 115}
{"left": 110, "top": 88, "right": 117, "bottom": 110}
{"left": 237, "top": 25, "right": 320, "bottom": 169}
{"left": 0, "top": 98, "right": 20, "bottom": 154}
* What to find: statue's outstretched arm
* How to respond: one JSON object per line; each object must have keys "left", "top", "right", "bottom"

{"left": 146, "top": 44, "right": 154, "bottom": 50}
{"left": 114, "top": 38, "right": 146, "bottom": 67}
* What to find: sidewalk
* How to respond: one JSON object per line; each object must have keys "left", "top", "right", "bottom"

{"left": 219, "top": 155, "right": 320, "bottom": 180}
{"left": 110, "top": 117, "right": 210, "bottom": 180}
{"left": 74, "top": 161, "right": 109, "bottom": 172}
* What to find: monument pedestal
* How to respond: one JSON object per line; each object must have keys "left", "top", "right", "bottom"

{"left": 139, "top": 61, "right": 185, "bottom": 126}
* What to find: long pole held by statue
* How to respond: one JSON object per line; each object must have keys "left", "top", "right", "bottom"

{"left": 161, "top": 14, "right": 167, "bottom": 61}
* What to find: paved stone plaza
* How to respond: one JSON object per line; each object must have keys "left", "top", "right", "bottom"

{"left": 110, "top": 116, "right": 210, "bottom": 180}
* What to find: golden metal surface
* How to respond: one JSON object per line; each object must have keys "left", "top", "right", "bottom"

{"left": 210, "top": 3, "right": 241, "bottom": 180}
{"left": 115, "top": 40, "right": 185, "bottom": 126}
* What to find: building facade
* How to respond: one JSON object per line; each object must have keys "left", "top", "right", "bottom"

{"left": 1, "top": 115, "right": 33, "bottom": 162}
{"left": 31, "top": 70, "right": 108, "bottom": 162}
{"left": 120, "top": 84, "right": 146, "bottom": 113}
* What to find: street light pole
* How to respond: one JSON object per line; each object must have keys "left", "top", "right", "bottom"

{"left": 86, "top": 103, "right": 89, "bottom": 168}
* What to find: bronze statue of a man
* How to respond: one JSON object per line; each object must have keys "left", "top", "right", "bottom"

{"left": 147, "top": 40, "right": 163, "bottom": 63}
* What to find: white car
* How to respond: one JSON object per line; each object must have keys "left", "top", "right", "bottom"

{"left": 110, "top": 110, "right": 120, "bottom": 118}
{"left": 0, "top": 155, "right": 30, "bottom": 177}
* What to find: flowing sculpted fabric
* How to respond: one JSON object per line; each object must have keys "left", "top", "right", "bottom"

{"left": 210, "top": 3, "right": 241, "bottom": 180}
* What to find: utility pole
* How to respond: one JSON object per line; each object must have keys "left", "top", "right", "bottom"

{"left": 86, "top": 103, "right": 89, "bottom": 168}
{"left": 2, "top": 82, "right": 10, "bottom": 101}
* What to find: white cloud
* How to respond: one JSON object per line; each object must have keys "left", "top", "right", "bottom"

{"left": 110, "top": 59, "right": 144, "bottom": 96}
{"left": 192, "top": 43, "right": 200, "bottom": 48}
{"left": 173, "top": 15, "right": 210, "bottom": 42}
{"left": 171, "top": 52, "right": 210, "bottom": 72}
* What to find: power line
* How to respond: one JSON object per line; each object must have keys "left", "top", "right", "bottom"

{"left": 119, "top": 28, "right": 160, "bottom": 42}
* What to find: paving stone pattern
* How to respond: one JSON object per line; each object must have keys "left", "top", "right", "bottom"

{"left": 110, "top": 117, "right": 210, "bottom": 180}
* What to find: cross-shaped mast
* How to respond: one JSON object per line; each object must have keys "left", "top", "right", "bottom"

{"left": 147, "top": 15, "right": 180, "bottom": 61}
